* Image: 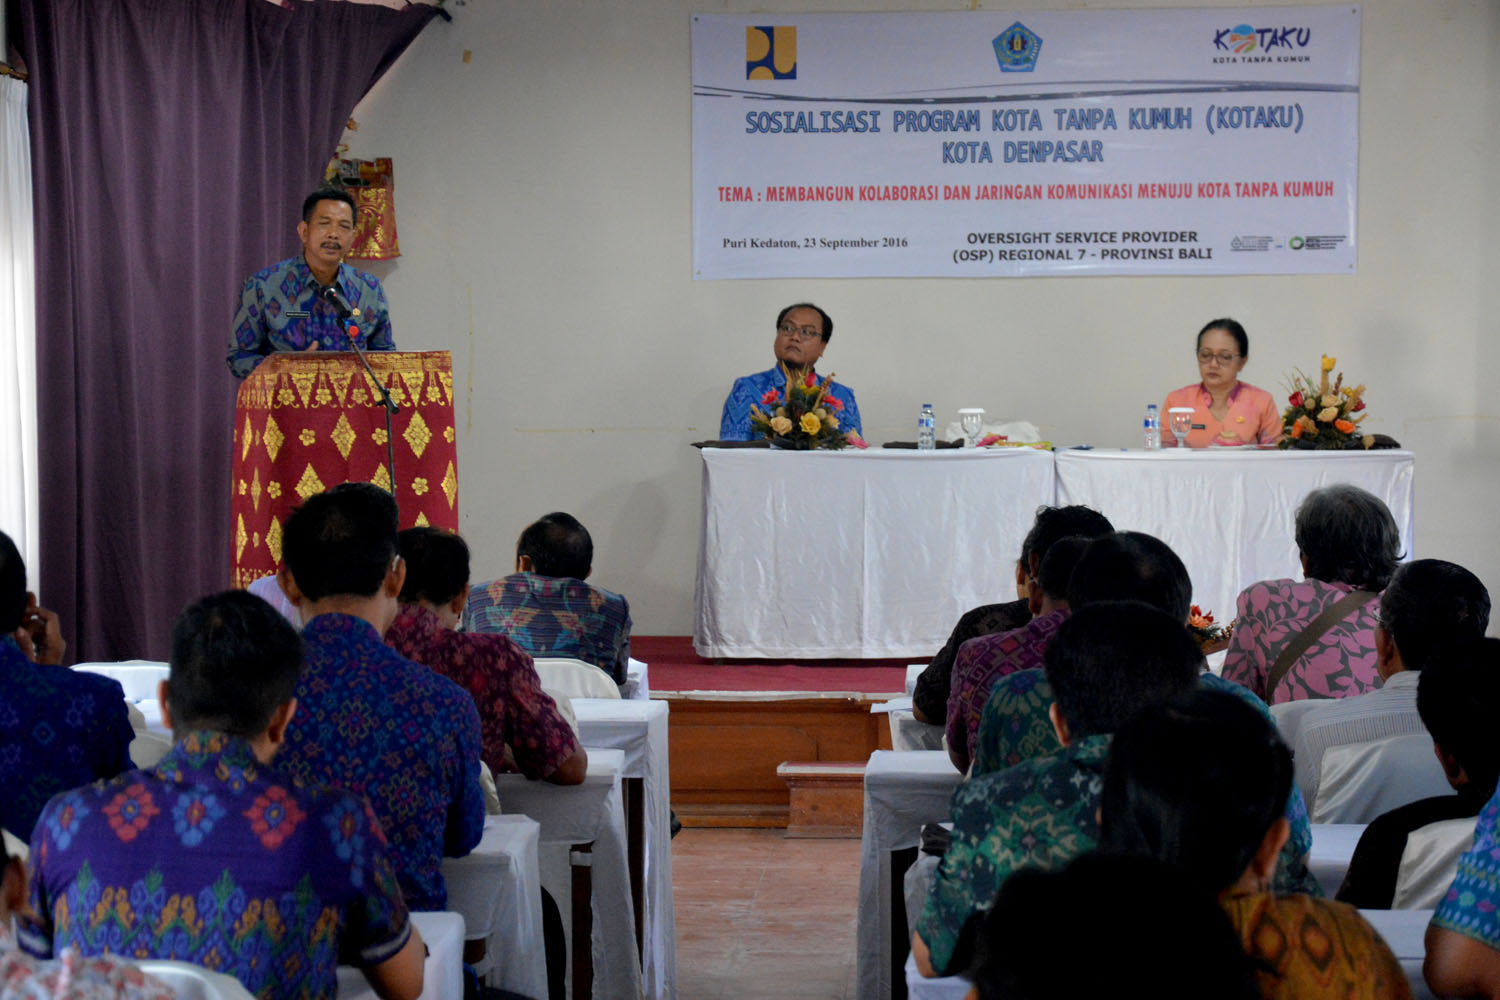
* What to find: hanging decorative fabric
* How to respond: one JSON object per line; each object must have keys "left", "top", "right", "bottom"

{"left": 337, "top": 157, "right": 400, "bottom": 260}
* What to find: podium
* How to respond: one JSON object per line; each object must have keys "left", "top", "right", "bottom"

{"left": 230, "top": 351, "right": 460, "bottom": 587}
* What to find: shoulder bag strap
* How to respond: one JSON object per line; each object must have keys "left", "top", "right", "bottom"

{"left": 1264, "top": 589, "right": 1377, "bottom": 699}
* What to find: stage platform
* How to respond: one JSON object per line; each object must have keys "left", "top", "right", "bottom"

{"left": 634, "top": 637, "right": 912, "bottom": 829}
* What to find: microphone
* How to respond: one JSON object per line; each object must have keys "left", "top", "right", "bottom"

{"left": 319, "top": 284, "right": 353, "bottom": 320}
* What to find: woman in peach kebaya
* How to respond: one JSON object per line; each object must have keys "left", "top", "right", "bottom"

{"left": 1161, "top": 318, "right": 1282, "bottom": 448}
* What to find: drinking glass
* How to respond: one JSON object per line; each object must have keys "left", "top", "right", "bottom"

{"left": 1168, "top": 407, "right": 1194, "bottom": 448}
{"left": 958, "top": 408, "right": 985, "bottom": 447}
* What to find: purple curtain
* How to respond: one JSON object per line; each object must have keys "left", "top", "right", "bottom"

{"left": 8, "top": 0, "right": 439, "bottom": 660}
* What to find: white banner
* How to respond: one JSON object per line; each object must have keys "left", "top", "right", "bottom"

{"left": 691, "top": 6, "right": 1360, "bottom": 279}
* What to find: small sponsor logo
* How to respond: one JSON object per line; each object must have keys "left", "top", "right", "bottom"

{"left": 993, "top": 22, "right": 1042, "bottom": 73}
{"left": 747, "top": 26, "right": 796, "bottom": 80}
{"left": 1230, "top": 236, "right": 1273, "bottom": 252}
{"left": 1288, "top": 235, "right": 1346, "bottom": 251}
{"left": 1214, "top": 23, "right": 1312, "bottom": 54}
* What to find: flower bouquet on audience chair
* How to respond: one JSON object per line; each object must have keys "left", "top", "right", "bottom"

{"left": 748, "top": 368, "right": 859, "bottom": 450}
{"left": 1278, "top": 355, "right": 1374, "bottom": 450}
{"left": 1187, "top": 604, "right": 1233, "bottom": 654}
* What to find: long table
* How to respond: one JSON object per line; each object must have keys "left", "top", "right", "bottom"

{"left": 696, "top": 448, "right": 1414, "bottom": 658}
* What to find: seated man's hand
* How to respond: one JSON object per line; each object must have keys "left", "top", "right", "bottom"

{"left": 13, "top": 592, "right": 65, "bottom": 665}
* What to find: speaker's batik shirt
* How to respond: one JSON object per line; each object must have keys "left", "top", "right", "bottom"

{"left": 227, "top": 256, "right": 393, "bottom": 379}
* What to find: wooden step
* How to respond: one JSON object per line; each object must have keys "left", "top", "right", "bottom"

{"left": 777, "top": 760, "right": 867, "bottom": 838}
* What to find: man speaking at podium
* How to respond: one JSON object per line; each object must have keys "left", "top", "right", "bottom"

{"left": 227, "top": 187, "right": 394, "bottom": 378}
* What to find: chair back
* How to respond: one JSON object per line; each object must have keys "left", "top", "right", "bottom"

{"left": 1393, "top": 816, "right": 1476, "bottom": 909}
{"left": 1311, "top": 733, "right": 1450, "bottom": 824}
{"left": 134, "top": 961, "right": 256, "bottom": 1000}
{"left": 534, "top": 656, "right": 621, "bottom": 701}
{"left": 73, "top": 660, "right": 169, "bottom": 702}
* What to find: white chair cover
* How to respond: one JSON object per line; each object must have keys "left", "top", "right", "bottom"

{"left": 903, "top": 951, "right": 972, "bottom": 999}
{"left": 134, "top": 961, "right": 256, "bottom": 1000}
{"left": 1393, "top": 816, "right": 1477, "bottom": 910}
{"left": 336, "top": 911, "right": 465, "bottom": 1000}
{"left": 73, "top": 660, "right": 168, "bottom": 702}
{"left": 535, "top": 656, "right": 622, "bottom": 700}
{"left": 1312, "top": 734, "right": 1450, "bottom": 824}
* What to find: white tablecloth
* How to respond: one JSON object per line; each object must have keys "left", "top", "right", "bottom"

{"left": 442, "top": 814, "right": 546, "bottom": 1000}
{"left": 857, "top": 751, "right": 964, "bottom": 1000}
{"left": 695, "top": 447, "right": 1057, "bottom": 658}
{"left": 573, "top": 699, "right": 676, "bottom": 1000}
{"left": 336, "top": 910, "right": 465, "bottom": 1000}
{"left": 1054, "top": 449, "right": 1415, "bottom": 628}
{"left": 1361, "top": 908, "right": 1438, "bottom": 1000}
{"left": 494, "top": 748, "right": 641, "bottom": 1000}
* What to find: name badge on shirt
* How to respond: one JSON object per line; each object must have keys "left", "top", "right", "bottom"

{"left": 285, "top": 310, "right": 310, "bottom": 319}
{"left": 1191, "top": 423, "right": 1206, "bottom": 430}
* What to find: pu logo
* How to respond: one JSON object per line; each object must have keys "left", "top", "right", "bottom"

{"left": 747, "top": 26, "right": 796, "bottom": 80}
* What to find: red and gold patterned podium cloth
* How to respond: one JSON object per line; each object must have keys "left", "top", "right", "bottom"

{"left": 230, "top": 351, "right": 458, "bottom": 588}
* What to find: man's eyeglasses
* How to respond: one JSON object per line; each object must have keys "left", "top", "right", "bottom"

{"left": 1197, "top": 350, "right": 1241, "bottom": 365}
{"left": 778, "top": 322, "right": 822, "bottom": 342}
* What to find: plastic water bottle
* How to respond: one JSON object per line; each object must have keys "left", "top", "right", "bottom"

{"left": 917, "top": 403, "right": 936, "bottom": 450}
{"left": 1144, "top": 404, "right": 1161, "bottom": 451}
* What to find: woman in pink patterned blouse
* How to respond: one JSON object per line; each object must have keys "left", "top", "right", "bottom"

{"left": 1222, "top": 485, "right": 1403, "bottom": 704}
{"left": 1161, "top": 318, "right": 1282, "bottom": 448}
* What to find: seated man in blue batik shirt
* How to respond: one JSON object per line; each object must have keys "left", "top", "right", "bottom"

{"left": 465, "top": 512, "right": 632, "bottom": 685}
{"left": 276, "top": 482, "right": 485, "bottom": 912}
{"left": 0, "top": 530, "right": 134, "bottom": 840}
{"left": 717, "top": 302, "right": 862, "bottom": 441}
{"left": 227, "top": 187, "right": 394, "bottom": 379}
{"left": 21, "top": 590, "right": 424, "bottom": 1000}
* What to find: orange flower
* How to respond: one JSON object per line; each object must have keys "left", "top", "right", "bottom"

{"left": 1334, "top": 419, "right": 1355, "bottom": 434}
{"left": 1290, "top": 421, "right": 1304, "bottom": 439}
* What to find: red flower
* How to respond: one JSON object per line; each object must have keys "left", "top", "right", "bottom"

{"left": 803, "top": 373, "right": 818, "bottom": 388}
{"left": 760, "top": 388, "right": 780, "bottom": 405}
{"left": 1352, "top": 400, "right": 1365, "bottom": 412}
{"left": 823, "top": 394, "right": 843, "bottom": 411}
{"left": 246, "top": 785, "right": 307, "bottom": 850}
{"left": 104, "top": 784, "right": 160, "bottom": 843}
{"left": 1288, "top": 391, "right": 1303, "bottom": 408}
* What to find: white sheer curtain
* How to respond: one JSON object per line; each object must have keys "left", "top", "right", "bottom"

{"left": 0, "top": 75, "right": 39, "bottom": 589}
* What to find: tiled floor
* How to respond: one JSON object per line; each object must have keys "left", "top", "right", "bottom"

{"left": 673, "top": 828, "right": 862, "bottom": 999}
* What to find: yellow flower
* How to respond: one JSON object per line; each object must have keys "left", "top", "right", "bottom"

{"left": 799, "top": 412, "right": 822, "bottom": 435}
{"left": 1317, "top": 405, "right": 1340, "bottom": 422}
{"left": 1320, "top": 394, "right": 1340, "bottom": 408}
{"left": 1321, "top": 355, "right": 1337, "bottom": 372}
{"left": 823, "top": 414, "right": 840, "bottom": 431}
{"left": 769, "top": 416, "right": 793, "bottom": 435}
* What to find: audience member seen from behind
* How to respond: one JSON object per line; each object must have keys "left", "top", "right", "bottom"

{"left": 464, "top": 512, "right": 632, "bottom": 685}
{"left": 945, "top": 534, "right": 1093, "bottom": 772}
{"left": 277, "top": 482, "right": 485, "bottom": 912}
{"left": 1222, "top": 483, "right": 1402, "bottom": 704}
{"left": 1160, "top": 317, "right": 1282, "bottom": 448}
{"left": 1340, "top": 636, "right": 1500, "bottom": 909}
{"left": 912, "top": 504, "right": 1112, "bottom": 726}
{"left": 21, "top": 591, "right": 425, "bottom": 1000}
{"left": 1292, "top": 558, "right": 1490, "bottom": 810}
{"left": 387, "top": 527, "right": 587, "bottom": 785}
{"left": 1101, "top": 689, "right": 1410, "bottom": 1000}
{"left": 912, "top": 601, "right": 1202, "bottom": 978}
{"left": 968, "top": 854, "right": 1261, "bottom": 1000}
{"left": 0, "top": 530, "right": 133, "bottom": 841}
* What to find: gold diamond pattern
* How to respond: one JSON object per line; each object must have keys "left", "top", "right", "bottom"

{"left": 235, "top": 514, "right": 248, "bottom": 561}
{"left": 263, "top": 416, "right": 285, "bottom": 462}
{"left": 414, "top": 511, "right": 430, "bottom": 527}
{"left": 241, "top": 415, "right": 253, "bottom": 460}
{"left": 295, "top": 463, "right": 325, "bottom": 501}
{"left": 441, "top": 460, "right": 457, "bottom": 509}
{"left": 290, "top": 371, "right": 317, "bottom": 408}
{"left": 370, "top": 463, "right": 392, "bottom": 493}
{"left": 403, "top": 412, "right": 432, "bottom": 459}
{"left": 400, "top": 370, "right": 426, "bottom": 408}
{"left": 438, "top": 371, "right": 453, "bottom": 404}
{"left": 251, "top": 469, "right": 262, "bottom": 512}
{"left": 267, "top": 516, "right": 283, "bottom": 564}
{"left": 330, "top": 413, "right": 356, "bottom": 460}
{"left": 329, "top": 371, "right": 354, "bottom": 406}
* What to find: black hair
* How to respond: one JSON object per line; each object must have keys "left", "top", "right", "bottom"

{"left": 775, "top": 302, "right": 833, "bottom": 343}
{"left": 516, "top": 512, "right": 593, "bottom": 580}
{"left": 1067, "top": 531, "right": 1193, "bottom": 622}
{"left": 301, "top": 187, "right": 357, "bottom": 223}
{"left": 1036, "top": 535, "right": 1092, "bottom": 602}
{"left": 1197, "top": 317, "right": 1249, "bottom": 357}
{"left": 1378, "top": 559, "right": 1490, "bottom": 672}
{"left": 166, "top": 590, "right": 304, "bottom": 738}
{"left": 0, "top": 530, "right": 24, "bottom": 634}
{"left": 1418, "top": 637, "right": 1500, "bottom": 794}
{"left": 1101, "top": 688, "right": 1293, "bottom": 895}
{"left": 1294, "top": 484, "right": 1403, "bottom": 591}
{"left": 398, "top": 527, "right": 470, "bottom": 606}
{"left": 283, "top": 482, "right": 399, "bottom": 601}
{"left": 970, "top": 853, "right": 1261, "bottom": 1000}
{"left": 1018, "top": 504, "right": 1113, "bottom": 572}
{"left": 1043, "top": 600, "right": 1203, "bottom": 740}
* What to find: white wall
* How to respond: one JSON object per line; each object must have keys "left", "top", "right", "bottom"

{"left": 345, "top": 0, "right": 1500, "bottom": 636}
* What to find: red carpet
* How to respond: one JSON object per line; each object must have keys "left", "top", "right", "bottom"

{"left": 633, "top": 635, "right": 910, "bottom": 694}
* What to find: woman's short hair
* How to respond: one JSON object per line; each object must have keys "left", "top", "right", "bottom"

{"left": 1294, "top": 484, "right": 1403, "bottom": 591}
{"left": 1197, "top": 317, "right": 1248, "bottom": 356}
{"left": 1100, "top": 688, "right": 1292, "bottom": 894}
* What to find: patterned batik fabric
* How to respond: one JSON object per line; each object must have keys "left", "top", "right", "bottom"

{"left": 945, "top": 609, "right": 1067, "bottom": 771}
{"left": 0, "top": 941, "right": 175, "bottom": 1000}
{"left": 970, "top": 670, "right": 1320, "bottom": 896}
{"left": 279, "top": 613, "right": 485, "bottom": 911}
{"left": 0, "top": 637, "right": 134, "bottom": 841}
{"left": 1221, "top": 578, "right": 1382, "bottom": 704}
{"left": 916, "top": 734, "right": 1111, "bottom": 976}
{"left": 18, "top": 732, "right": 411, "bottom": 1000}
{"left": 227, "top": 255, "right": 394, "bottom": 379}
{"left": 716, "top": 364, "right": 863, "bottom": 441}
{"left": 464, "top": 573, "right": 632, "bottom": 685}
{"left": 1220, "top": 893, "right": 1412, "bottom": 1000}
{"left": 386, "top": 604, "right": 581, "bottom": 780}
{"left": 1433, "top": 783, "right": 1500, "bottom": 949}
{"left": 912, "top": 599, "right": 1030, "bottom": 724}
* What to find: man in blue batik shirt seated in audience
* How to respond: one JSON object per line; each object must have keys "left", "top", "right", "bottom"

{"left": 717, "top": 302, "right": 862, "bottom": 441}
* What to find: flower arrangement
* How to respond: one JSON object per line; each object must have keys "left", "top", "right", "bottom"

{"left": 748, "top": 368, "right": 860, "bottom": 450}
{"left": 1278, "top": 355, "right": 1374, "bottom": 450}
{"left": 1187, "top": 604, "right": 1234, "bottom": 654}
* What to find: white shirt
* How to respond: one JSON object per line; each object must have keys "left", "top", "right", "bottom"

{"left": 1292, "top": 670, "right": 1424, "bottom": 808}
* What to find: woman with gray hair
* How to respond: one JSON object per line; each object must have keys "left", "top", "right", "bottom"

{"left": 1221, "top": 483, "right": 1402, "bottom": 704}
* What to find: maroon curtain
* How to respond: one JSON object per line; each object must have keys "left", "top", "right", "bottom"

{"left": 8, "top": 0, "right": 439, "bottom": 660}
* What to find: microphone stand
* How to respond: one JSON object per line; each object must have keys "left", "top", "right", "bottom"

{"left": 344, "top": 317, "right": 400, "bottom": 501}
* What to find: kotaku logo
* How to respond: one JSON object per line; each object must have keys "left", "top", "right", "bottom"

{"left": 1214, "top": 24, "right": 1312, "bottom": 53}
